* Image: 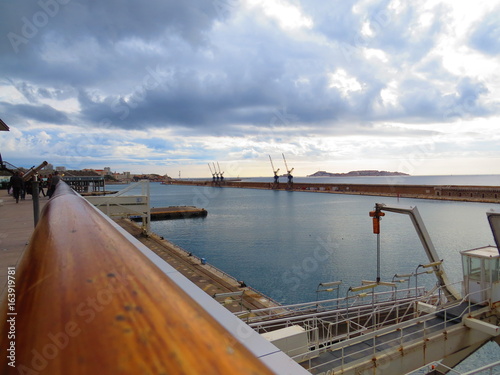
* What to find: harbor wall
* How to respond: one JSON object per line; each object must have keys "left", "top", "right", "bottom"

{"left": 168, "top": 180, "right": 500, "bottom": 203}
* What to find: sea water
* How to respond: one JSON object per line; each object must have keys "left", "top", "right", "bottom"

{"left": 114, "top": 176, "right": 500, "bottom": 371}
{"left": 146, "top": 182, "right": 498, "bottom": 305}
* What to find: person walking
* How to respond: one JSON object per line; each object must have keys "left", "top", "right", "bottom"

{"left": 47, "top": 171, "right": 61, "bottom": 198}
{"left": 8, "top": 171, "right": 23, "bottom": 203}
{"left": 38, "top": 175, "right": 46, "bottom": 197}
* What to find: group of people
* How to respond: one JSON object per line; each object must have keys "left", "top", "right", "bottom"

{"left": 7, "top": 171, "right": 60, "bottom": 203}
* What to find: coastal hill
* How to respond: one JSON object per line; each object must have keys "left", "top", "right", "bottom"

{"left": 307, "top": 170, "right": 409, "bottom": 177}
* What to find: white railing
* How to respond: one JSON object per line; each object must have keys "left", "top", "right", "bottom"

{"left": 410, "top": 360, "right": 500, "bottom": 375}
{"left": 301, "top": 286, "right": 492, "bottom": 371}
{"left": 238, "top": 286, "right": 427, "bottom": 325}
{"left": 85, "top": 180, "right": 151, "bottom": 233}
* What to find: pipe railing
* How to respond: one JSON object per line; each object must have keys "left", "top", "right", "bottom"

{"left": 0, "top": 182, "right": 276, "bottom": 374}
{"left": 302, "top": 296, "right": 491, "bottom": 372}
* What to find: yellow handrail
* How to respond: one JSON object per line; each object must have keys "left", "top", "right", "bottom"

{"left": 0, "top": 182, "right": 274, "bottom": 374}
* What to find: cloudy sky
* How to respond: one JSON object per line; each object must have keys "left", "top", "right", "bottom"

{"left": 1, "top": 0, "right": 499, "bottom": 177}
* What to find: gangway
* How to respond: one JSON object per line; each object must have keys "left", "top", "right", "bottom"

{"left": 302, "top": 297, "right": 495, "bottom": 374}
{"left": 372, "top": 203, "right": 460, "bottom": 302}
{"left": 246, "top": 206, "right": 500, "bottom": 374}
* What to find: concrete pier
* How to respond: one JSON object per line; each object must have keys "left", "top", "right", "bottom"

{"left": 131, "top": 206, "right": 208, "bottom": 221}
{"left": 170, "top": 180, "right": 500, "bottom": 204}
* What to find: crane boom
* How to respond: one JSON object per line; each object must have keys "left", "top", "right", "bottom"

{"left": 282, "top": 153, "right": 289, "bottom": 172}
{"left": 269, "top": 155, "right": 275, "bottom": 171}
{"left": 375, "top": 203, "right": 460, "bottom": 301}
{"left": 269, "top": 155, "right": 279, "bottom": 174}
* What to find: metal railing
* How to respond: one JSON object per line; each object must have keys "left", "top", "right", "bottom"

{"left": 301, "top": 286, "right": 492, "bottom": 372}
{"left": 411, "top": 360, "right": 500, "bottom": 375}
{"left": 85, "top": 180, "right": 151, "bottom": 233}
{"left": 238, "top": 280, "right": 494, "bottom": 371}
{"left": 0, "top": 182, "right": 276, "bottom": 374}
{"left": 237, "top": 286, "right": 427, "bottom": 324}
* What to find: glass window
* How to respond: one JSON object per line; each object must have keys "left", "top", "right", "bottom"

{"left": 469, "top": 257, "right": 482, "bottom": 281}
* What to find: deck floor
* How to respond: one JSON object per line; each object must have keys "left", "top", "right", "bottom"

{"left": 0, "top": 190, "right": 48, "bottom": 299}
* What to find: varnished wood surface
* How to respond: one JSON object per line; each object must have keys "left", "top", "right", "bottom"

{"left": 0, "top": 182, "right": 275, "bottom": 374}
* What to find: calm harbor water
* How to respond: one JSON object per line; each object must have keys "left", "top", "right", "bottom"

{"left": 148, "top": 183, "right": 498, "bottom": 305}
{"left": 114, "top": 175, "right": 500, "bottom": 371}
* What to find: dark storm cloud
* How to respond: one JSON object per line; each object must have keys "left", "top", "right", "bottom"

{"left": 0, "top": 0, "right": 217, "bottom": 52}
{"left": 0, "top": 0, "right": 496, "bottom": 138}
{"left": 0, "top": 101, "right": 70, "bottom": 125}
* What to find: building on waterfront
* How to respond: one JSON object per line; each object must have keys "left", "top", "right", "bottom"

{"left": 435, "top": 186, "right": 500, "bottom": 200}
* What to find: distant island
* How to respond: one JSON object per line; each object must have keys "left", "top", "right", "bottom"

{"left": 307, "top": 170, "right": 409, "bottom": 177}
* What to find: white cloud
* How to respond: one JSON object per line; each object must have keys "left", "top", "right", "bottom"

{"left": 1, "top": 0, "right": 499, "bottom": 176}
{"left": 328, "top": 69, "right": 363, "bottom": 97}
{"left": 380, "top": 81, "right": 399, "bottom": 107}
{"left": 245, "top": 0, "right": 313, "bottom": 30}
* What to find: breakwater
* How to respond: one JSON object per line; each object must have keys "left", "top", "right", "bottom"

{"left": 169, "top": 179, "right": 500, "bottom": 203}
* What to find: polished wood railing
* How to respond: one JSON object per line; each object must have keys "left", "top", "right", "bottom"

{"left": 0, "top": 182, "right": 275, "bottom": 374}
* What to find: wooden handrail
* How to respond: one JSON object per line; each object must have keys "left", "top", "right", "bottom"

{"left": 0, "top": 182, "right": 275, "bottom": 374}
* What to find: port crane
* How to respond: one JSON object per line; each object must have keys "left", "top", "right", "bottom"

{"left": 217, "top": 162, "right": 224, "bottom": 184}
{"left": 268, "top": 155, "right": 280, "bottom": 189}
{"left": 208, "top": 163, "right": 216, "bottom": 183}
{"left": 282, "top": 153, "right": 294, "bottom": 190}
{"left": 212, "top": 162, "right": 220, "bottom": 183}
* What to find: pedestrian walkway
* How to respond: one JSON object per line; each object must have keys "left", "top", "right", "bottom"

{"left": 0, "top": 190, "right": 47, "bottom": 298}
